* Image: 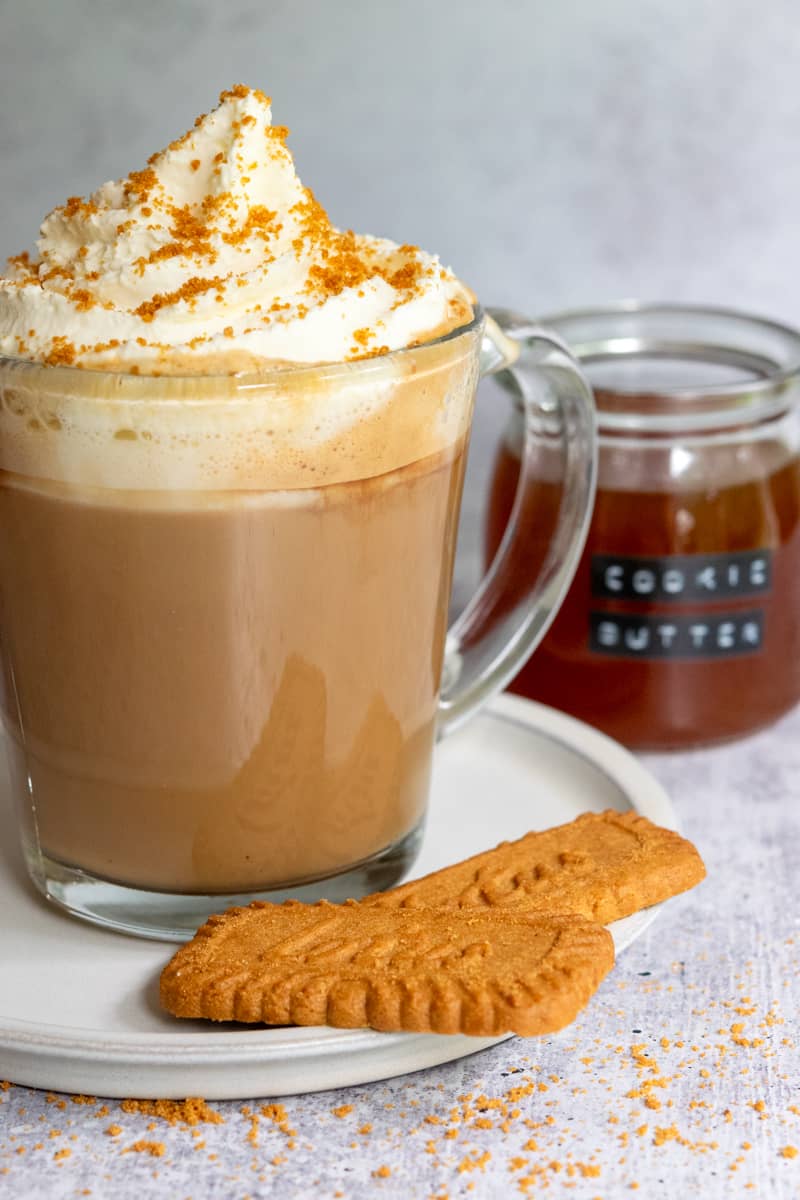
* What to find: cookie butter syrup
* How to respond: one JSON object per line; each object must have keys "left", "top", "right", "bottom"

{"left": 0, "top": 86, "right": 477, "bottom": 894}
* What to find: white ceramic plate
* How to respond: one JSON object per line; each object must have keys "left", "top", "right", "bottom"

{"left": 0, "top": 693, "right": 677, "bottom": 1099}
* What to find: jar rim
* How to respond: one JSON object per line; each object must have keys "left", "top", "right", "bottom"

{"left": 537, "top": 301, "right": 800, "bottom": 434}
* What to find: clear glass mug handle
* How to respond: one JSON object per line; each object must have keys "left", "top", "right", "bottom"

{"left": 437, "top": 306, "right": 597, "bottom": 735}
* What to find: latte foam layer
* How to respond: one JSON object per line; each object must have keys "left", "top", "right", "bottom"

{"left": 0, "top": 329, "right": 479, "bottom": 490}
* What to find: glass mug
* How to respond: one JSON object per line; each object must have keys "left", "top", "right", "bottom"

{"left": 0, "top": 307, "right": 596, "bottom": 939}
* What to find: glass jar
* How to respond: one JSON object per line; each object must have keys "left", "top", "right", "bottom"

{"left": 485, "top": 304, "right": 800, "bottom": 750}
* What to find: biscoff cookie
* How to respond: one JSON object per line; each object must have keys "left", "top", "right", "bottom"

{"left": 160, "top": 902, "right": 614, "bottom": 1037}
{"left": 362, "top": 809, "right": 705, "bottom": 923}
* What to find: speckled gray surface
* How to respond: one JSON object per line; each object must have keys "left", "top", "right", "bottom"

{"left": 2, "top": 2, "right": 800, "bottom": 1196}
{"left": 1, "top": 709, "right": 799, "bottom": 1198}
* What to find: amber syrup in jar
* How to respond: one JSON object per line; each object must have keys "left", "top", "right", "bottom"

{"left": 486, "top": 305, "right": 800, "bottom": 750}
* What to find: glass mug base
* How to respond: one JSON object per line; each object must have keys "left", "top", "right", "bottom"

{"left": 27, "top": 822, "right": 425, "bottom": 942}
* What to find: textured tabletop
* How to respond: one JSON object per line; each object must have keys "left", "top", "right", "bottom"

{"left": 1, "top": 703, "right": 798, "bottom": 1200}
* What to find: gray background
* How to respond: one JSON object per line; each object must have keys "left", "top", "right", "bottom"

{"left": 2, "top": 0, "right": 800, "bottom": 584}
{"left": 3, "top": 0, "right": 800, "bottom": 315}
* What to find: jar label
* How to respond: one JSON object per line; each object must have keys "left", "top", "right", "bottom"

{"left": 591, "top": 550, "right": 772, "bottom": 602}
{"left": 589, "top": 610, "right": 764, "bottom": 659}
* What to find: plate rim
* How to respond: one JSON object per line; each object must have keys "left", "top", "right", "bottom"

{"left": 0, "top": 694, "right": 677, "bottom": 1069}
{"left": 487, "top": 693, "right": 678, "bottom": 832}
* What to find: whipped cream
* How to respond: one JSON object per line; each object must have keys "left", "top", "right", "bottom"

{"left": 0, "top": 85, "right": 472, "bottom": 373}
